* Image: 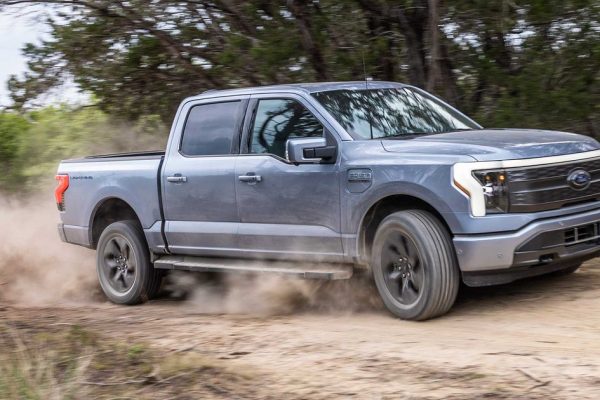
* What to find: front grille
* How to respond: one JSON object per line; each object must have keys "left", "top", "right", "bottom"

{"left": 506, "top": 158, "right": 600, "bottom": 212}
{"left": 564, "top": 222, "right": 600, "bottom": 246}
{"left": 508, "top": 158, "right": 600, "bottom": 181}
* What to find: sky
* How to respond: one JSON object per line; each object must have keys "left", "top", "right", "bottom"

{"left": 0, "top": 8, "right": 47, "bottom": 106}
{"left": 0, "top": 5, "right": 85, "bottom": 107}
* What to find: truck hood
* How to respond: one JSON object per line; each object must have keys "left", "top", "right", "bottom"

{"left": 381, "top": 129, "right": 600, "bottom": 161}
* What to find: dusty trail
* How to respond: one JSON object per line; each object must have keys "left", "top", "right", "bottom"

{"left": 1, "top": 198, "right": 600, "bottom": 398}
{"left": 3, "top": 262, "right": 600, "bottom": 399}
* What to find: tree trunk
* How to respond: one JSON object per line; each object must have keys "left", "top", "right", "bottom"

{"left": 426, "top": 0, "right": 441, "bottom": 92}
{"left": 288, "top": 0, "right": 330, "bottom": 81}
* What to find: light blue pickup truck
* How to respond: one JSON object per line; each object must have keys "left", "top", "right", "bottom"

{"left": 56, "top": 81, "right": 600, "bottom": 320}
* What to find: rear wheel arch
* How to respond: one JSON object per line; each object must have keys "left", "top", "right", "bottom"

{"left": 90, "top": 197, "right": 142, "bottom": 249}
{"left": 358, "top": 194, "right": 453, "bottom": 263}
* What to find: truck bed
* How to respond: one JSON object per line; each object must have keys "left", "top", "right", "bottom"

{"left": 56, "top": 153, "right": 165, "bottom": 250}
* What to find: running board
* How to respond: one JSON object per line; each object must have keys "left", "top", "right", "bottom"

{"left": 153, "top": 255, "right": 353, "bottom": 280}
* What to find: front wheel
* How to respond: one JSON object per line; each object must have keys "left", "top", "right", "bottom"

{"left": 96, "top": 220, "right": 163, "bottom": 305}
{"left": 371, "top": 210, "right": 460, "bottom": 321}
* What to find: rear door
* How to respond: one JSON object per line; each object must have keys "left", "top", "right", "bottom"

{"left": 162, "top": 96, "right": 248, "bottom": 256}
{"left": 235, "top": 94, "right": 343, "bottom": 261}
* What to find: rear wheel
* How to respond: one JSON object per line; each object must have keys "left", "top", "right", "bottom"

{"left": 96, "top": 220, "right": 163, "bottom": 305}
{"left": 371, "top": 210, "right": 459, "bottom": 320}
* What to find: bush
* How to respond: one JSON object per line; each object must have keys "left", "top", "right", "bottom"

{"left": 0, "top": 106, "right": 168, "bottom": 193}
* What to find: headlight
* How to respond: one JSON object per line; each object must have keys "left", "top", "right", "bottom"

{"left": 472, "top": 170, "right": 508, "bottom": 213}
{"left": 453, "top": 163, "right": 510, "bottom": 217}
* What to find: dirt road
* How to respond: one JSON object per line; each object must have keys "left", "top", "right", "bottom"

{"left": 2, "top": 259, "right": 600, "bottom": 399}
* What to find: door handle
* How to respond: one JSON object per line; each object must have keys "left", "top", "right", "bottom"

{"left": 238, "top": 174, "right": 262, "bottom": 183}
{"left": 167, "top": 175, "right": 187, "bottom": 183}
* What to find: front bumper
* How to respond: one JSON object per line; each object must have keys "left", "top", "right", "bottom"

{"left": 454, "top": 207, "right": 600, "bottom": 275}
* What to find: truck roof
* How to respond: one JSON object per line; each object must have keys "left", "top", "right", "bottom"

{"left": 192, "top": 80, "right": 408, "bottom": 100}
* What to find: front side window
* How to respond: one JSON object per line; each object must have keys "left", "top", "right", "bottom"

{"left": 249, "top": 99, "right": 323, "bottom": 159}
{"left": 312, "top": 88, "right": 480, "bottom": 139}
{"left": 180, "top": 101, "right": 242, "bottom": 156}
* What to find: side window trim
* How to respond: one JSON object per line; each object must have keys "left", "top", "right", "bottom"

{"left": 178, "top": 98, "right": 249, "bottom": 158}
{"left": 231, "top": 98, "right": 250, "bottom": 155}
{"left": 240, "top": 98, "right": 258, "bottom": 155}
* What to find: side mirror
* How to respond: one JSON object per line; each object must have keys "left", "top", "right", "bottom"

{"left": 286, "top": 137, "right": 337, "bottom": 164}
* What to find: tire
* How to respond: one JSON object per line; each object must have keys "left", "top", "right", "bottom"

{"left": 371, "top": 210, "right": 460, "bottom": 321}
{"left": 96, "top": 220, "right": 163, "bottom": 305}
{"left": 146, "top": 269, "right": 166, "bottom": 299}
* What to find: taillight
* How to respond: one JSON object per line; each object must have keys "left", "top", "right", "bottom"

{"left": 55, "top": 174, "right": 69, "bottom": 211}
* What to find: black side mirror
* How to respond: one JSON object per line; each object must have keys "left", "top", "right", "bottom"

{"left": 286, "top": 137, "right": 337, "bottom": 164}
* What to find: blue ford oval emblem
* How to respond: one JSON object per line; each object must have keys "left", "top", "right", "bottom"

{"left": 567, "top": 169, "right": 591, "bottom": 190}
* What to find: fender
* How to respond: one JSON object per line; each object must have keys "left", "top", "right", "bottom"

{"left": 344, "top": 167, "right": 467, "bottom": 238}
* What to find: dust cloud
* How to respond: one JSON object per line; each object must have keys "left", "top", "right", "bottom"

{"left": 168, "top": 270, "right": 381, "bottom": 316}
{"left": 0, "top": 192, "right": 381, "bottom": 314}
{"left": 0, "top": 194, "right": 99, "bottom": 305}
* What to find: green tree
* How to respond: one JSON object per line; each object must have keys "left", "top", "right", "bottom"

{"left": 0, "top": 0, "right": 598, "bottom": 136}
{"left": 0, "top": 105, "right": 167, "bottom": 192}
{"left": 0, "top": 112, "right": 29, "bottom": 191}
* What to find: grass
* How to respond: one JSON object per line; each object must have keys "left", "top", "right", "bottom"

{"left": 0, "top": 324, "right": 93, "bottom": 400}
{"left": 0, "top": 322, "right": 263, "bottom": 399}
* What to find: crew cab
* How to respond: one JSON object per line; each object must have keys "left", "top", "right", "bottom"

{"left": 56, "top": 81, "right": 600, "bottom": 320}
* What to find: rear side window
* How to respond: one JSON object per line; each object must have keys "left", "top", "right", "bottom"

{"left": 180, "top": 101, "right": 242, "bottom": 156}
{"left": 249, "top": 99, "right": 323, "bottom": 159}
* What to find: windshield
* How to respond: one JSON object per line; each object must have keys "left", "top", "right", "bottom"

{"left": 312, "top": 87, "right": 480, "bottom": 139}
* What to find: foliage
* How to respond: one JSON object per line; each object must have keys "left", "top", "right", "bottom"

{"left": 0, "top": 112, "right": 29, "bottom": 191}
{"left": 0, "top": 106, "right": 167, "bottom": 192}
{"left": 0, "top": 0, "right": 597, "bottom": 136}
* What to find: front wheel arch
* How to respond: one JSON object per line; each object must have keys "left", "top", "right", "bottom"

{"left": 359, "top": 194, "right": 453, "bottom": 264}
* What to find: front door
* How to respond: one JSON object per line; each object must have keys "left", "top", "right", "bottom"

{"left": 235, "top": 95, "right": 343, "bottom": 261}
{"left": 162, "top": 97, "right": 247, "bottom": 256}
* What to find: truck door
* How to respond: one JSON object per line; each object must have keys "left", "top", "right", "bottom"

{"left": 162, "top": 96, "right": 248, "bottom": 256}
{"left": 235, "top": 94, "right": 343, "bottom": 261}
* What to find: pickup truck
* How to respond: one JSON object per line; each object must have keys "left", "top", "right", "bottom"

{"left": 56, "top": 81, "right": 600, "bottom": 320}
